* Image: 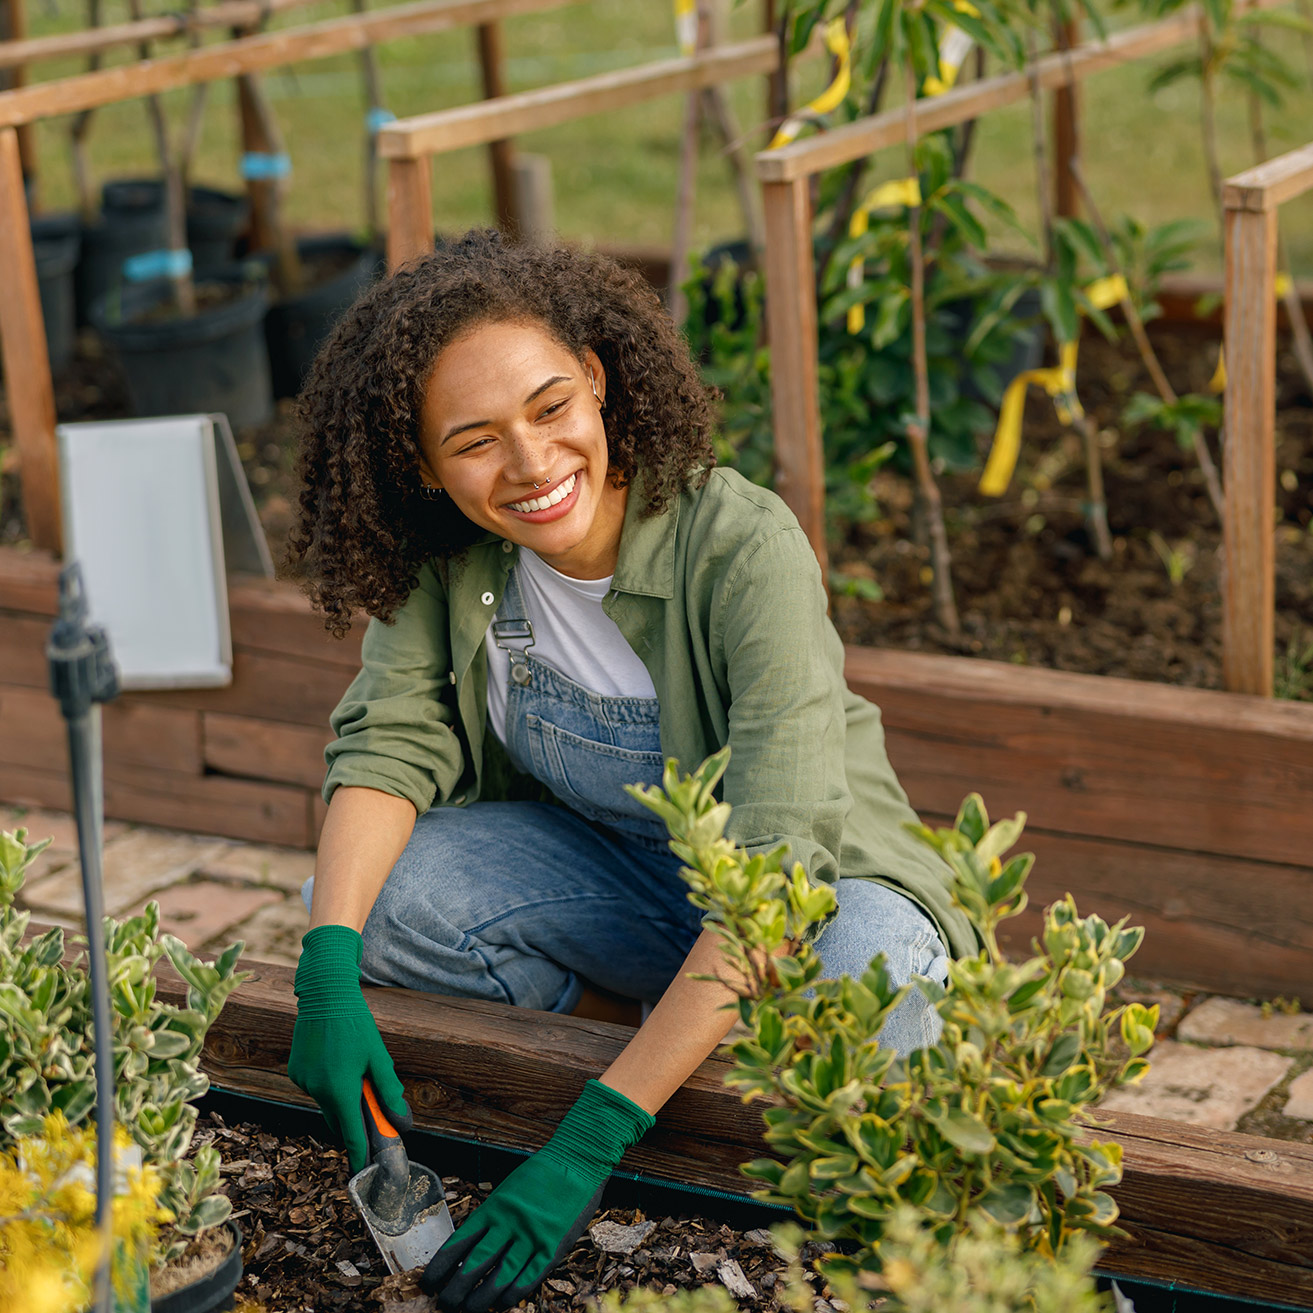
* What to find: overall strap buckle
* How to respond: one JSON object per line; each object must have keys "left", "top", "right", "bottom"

{"left": 492, "top": 618, "right": 535, "bottom": 686}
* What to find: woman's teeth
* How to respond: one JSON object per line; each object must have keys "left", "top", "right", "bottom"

{"left": 508, "top": 472, "right": 577, "bottom": 514}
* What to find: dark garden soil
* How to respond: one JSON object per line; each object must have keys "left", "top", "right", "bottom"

{"left": 829, "top": 326, "right": 1313, "bottom": 694}
{"left": 192, "top": 1111, "right": 835, "bottom": 1313}
{"left": 2, "top": 322, "right": 1310, "bottom": 694}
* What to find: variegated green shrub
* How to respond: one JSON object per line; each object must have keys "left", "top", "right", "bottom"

{"left": 0, "top": 827, "right": 249, "bottom": 1262}
{"left": 628, "top": 751, "right": 1155, "bottom": 1281}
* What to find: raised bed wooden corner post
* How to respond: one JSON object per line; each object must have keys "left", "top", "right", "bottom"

{"left": 0, "top": 126, "right": 60, "bottom": 553}
{"left": 1221, "top": 142, "right": 1313, "bottom": 695}
{"left": 761, "top": 177, "right": 826, "bottom": 572}
{"left": 386, "top": 155, "right": 434, "bottom": 270}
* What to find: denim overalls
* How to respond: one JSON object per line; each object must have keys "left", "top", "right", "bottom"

{"left": 329, "top": 566, "right": 949, "bottom": 1051}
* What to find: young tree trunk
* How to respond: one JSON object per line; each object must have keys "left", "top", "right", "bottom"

{"left": 1031, "top": 27, "right": 1109, "bottom": 558}
{"left": 1068, "top": 158, "right": 1226, "bottom": 525}
{"left": 1199, "top": 24, "right": 1225, "bottom": 245}
{"left": 69, "top": 0, "right": 102, "bottom": 224}
{"left": 904, "top": 62, "right": 960, "bottom": 637}
{"left": 127, "top": 0, "right": 195, "bottom": 315}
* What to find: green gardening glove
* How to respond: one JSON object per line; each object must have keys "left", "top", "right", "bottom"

{"left": 420, "top": 1079, "right": 654, "bottom": 1311}
{"left": 287, "top": 924, "right": 411, "bottom": 1174}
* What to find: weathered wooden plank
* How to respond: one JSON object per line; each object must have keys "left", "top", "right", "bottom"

{"left": 0, "top": 0, "right": 316, "bottom": 69}
{"left": 142, "top": 955, "right": 1313, "bottom": 1306}
{"left": 203, "top": 711, "right": 330, "bottom": 790}
{"left": 131, "top": 650, "right": 348, "bottom": 728}
{"left": 0, "top": 683, "right": 203, "bottom": 776}
{"left": 377, "top": 37, "right": 779, "bottom": 159}
{"left": 753, "top": 0, "right": 1284, "bottom": 183}
{"left": 0, "top": 127, "right": 59, "bottom": 552}
{"left": 0, "top": 761, "right": 312, "bottom": 844}
{"left": 1, "top": 612, "right": 348, "bottom": 726}
{"left": 846, "top": 646, "right": 1313, "bottom": 869}
{"left": 919, "top": 815, "right": 1313, "bottom": 1001}
{"left": 0, "top": 545, "right": 58, "bottom": 613}
{"left": 1222, "top": 203, "right": 1278, "bottom": 695}
{"left": 227, "top": 575, "right": 364, "bottom": 669}
{"left": 0, "top": 0, "right": 575, "bottom": 128}
{"left": 1223, "top": 141, "right": 1313, "bottom": 212}
{"left": 762, "top": 177, "right": 825, "bottom": 572}
{"left": 386, "top": 155, "right": 433, "bottom": 271}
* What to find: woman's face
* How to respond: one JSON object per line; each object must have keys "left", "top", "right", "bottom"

{"left": 417, "top": 319, "right": 626, "bottom": 580}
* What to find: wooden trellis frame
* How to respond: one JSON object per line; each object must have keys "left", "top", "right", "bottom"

{"left": 375, "top": 34, "right": 786, "bottom": 271}
{"left": 750, "top": 0, "right": 1283, "bottom": 581}
{"left": 0, "top": 0, "right": 583, "bottom": 555}
{"left": 1221, "top": 142, "right": 1313, "bottom": 695}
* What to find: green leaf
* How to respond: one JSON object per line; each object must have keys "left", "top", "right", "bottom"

{"left": 932, "top": 1108, "right": 996, "bottom": 1155}
{"left": 954, "top": 795, "right": 988, "bottom": 846}
{"left": 978, "top": 1182, "right": 1036, "bottom": 1225}
{"left": 1042, "top": 1032, "right": 1083, "bottom": 1077}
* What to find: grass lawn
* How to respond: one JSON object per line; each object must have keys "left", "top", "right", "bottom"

{"left": 15, "top": 0, "right": 1313, "bottom": 274}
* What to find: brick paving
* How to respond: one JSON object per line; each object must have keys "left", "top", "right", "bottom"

{"left": 4, "top": 801, "right": 1313, "bottom": 1142}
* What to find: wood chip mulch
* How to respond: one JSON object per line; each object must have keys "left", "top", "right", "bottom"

{"left": 193, "top": 1113, "right": 839, "bottom": 1313}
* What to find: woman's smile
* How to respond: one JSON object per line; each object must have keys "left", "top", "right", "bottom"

{"left": 417, "top": 320, "right": 627, "bottom": 579}
{"left": 505, "top": 470, "right": 581, "bottom": 518}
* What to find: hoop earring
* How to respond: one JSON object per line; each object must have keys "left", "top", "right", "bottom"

{"left": 418, "top": 484, "right": 444, "bottom": 501}
{"left": 590, "top": 371, "right": 604, "bottom": 411}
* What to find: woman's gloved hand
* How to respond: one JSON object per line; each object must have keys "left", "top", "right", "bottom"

{"left": 421, "top": 1079, "right": 654, "bottom": 1312}
{"left": 287, "top": 924, "right": 411, "bottom": 1174}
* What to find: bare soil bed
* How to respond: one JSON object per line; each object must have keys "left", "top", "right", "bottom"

{"left": 195, "top": 1110, "right": 832, "bottom": 1313}
{"left": 3, "top": 323, "right": 1309, "bottom": 694}
{"left": 830, "top": 327, "right": 1313, "bottom": 693}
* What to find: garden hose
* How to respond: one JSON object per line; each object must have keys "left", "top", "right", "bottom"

{"left": 47, "top": 563, "right": 120, "bottom": 1313}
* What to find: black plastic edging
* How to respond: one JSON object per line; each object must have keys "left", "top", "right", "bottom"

{"left": 200, "top": 1088, "right": 1299, "bottom": 1313}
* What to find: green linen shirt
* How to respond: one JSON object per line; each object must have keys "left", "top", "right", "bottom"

{"left": 323, "top": 466, "right": 976, "bottom": 960}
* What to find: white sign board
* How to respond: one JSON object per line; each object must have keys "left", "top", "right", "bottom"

{"left": 58, "top": 416, "right": 238, "bottom": 689}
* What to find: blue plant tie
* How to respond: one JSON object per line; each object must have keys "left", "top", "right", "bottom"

{"left": 366, "top": 107, "right": 397, "bottom": 133}
{"left": 241, "top": 151, "right": 292, "bottom": 181}
{"left": 122, "top": 247, "right": 193, "bottom": 282}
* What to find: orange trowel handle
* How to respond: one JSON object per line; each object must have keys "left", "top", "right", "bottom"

{"left": 362, "top": 1077, "right": 400, "bottom": 1142}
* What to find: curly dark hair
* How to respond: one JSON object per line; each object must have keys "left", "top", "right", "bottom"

{"left": 287, "top": 229, "right": 717, "bottom": 635}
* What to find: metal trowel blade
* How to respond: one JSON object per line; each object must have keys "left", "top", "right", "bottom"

{"left": 347, "top": 1159, "right": 455, "bottom": 1275}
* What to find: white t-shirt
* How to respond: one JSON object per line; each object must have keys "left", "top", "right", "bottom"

{"left": 484, "top": 548, "right": 657, "bottom": 745}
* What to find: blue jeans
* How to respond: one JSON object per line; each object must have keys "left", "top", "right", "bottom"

{"left": 302, "top": 799, "right": 948, "bottom": 1054}
{"left": 308, "top": 564, "right": 947, "bottom": 1054}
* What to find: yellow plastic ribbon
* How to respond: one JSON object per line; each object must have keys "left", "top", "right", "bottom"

{"left": 924, "top": 25, "right": 976, "bottom": 96}
{"left": 978, "top": 274, "right": 1136, "bottom": 494}
{"left": 767, "top": 18, "right": 851, "bottom": 149}
{"left": 1207, "top": 274, "right": 1292, "bottom": 393}
{"left": 674, "top": 0, "right": 697, "bottom": 57}
{"left": 979, "top": 341, "right": 1080, "bottom": 496}
{"left": 846, "top": 179, "right": 924, "bottom": 333}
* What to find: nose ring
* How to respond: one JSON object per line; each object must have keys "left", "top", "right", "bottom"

{"left": 533, "top": 475, "right": 552, "bottom": 491}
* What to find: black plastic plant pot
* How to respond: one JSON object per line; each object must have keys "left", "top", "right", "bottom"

{"left": 90, "top": 268, "right": 274, "bottom": 431}
{"left": 150, "top": 1221, "right": 244, "bottom": 1313}
{"left": 262, "top": 233, "right": 383, "bottom": 399}
{"left": 187, "top": 186, "right": 252, "bottom": 273}
{"left": 31, "top": 212, "right": 82, "bottom": 373}
{"left": 76, "top": 181, "right": 169, "bottom": 327}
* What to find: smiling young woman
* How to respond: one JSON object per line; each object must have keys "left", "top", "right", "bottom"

{"left": 284, "top": 231, "right": 976, "bottom": 1313}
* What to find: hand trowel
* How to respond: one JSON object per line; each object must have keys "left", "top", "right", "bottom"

{"left": 348, "top": 1078, "right": 455, "bottom": 1275}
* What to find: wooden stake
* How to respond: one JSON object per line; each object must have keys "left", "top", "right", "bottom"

{"left": 0, "top": 0, "right": 36, "bottom": 198}
{"left": 354, "top": 0, "right": 387, "bottom": 238}
{"left": 1052, "top": 15, "right": 1080, "bottom": 218}
{"left": 668, "top": 1, "right": 709, "bottom": 326}
{"left": 0, "top": 128, "right": 61, "bottom": 553}
{"left": 1222, "top": 203, "right": 1277, "bottom": 696}
{"left": 387, "top": 155, "right": 433, "bottom": 270}
{"left": 476, "top": 21, "right": 517, "bottom": 230}
{"left": 761, "top": 177, "right": 826, "bottom": 574}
